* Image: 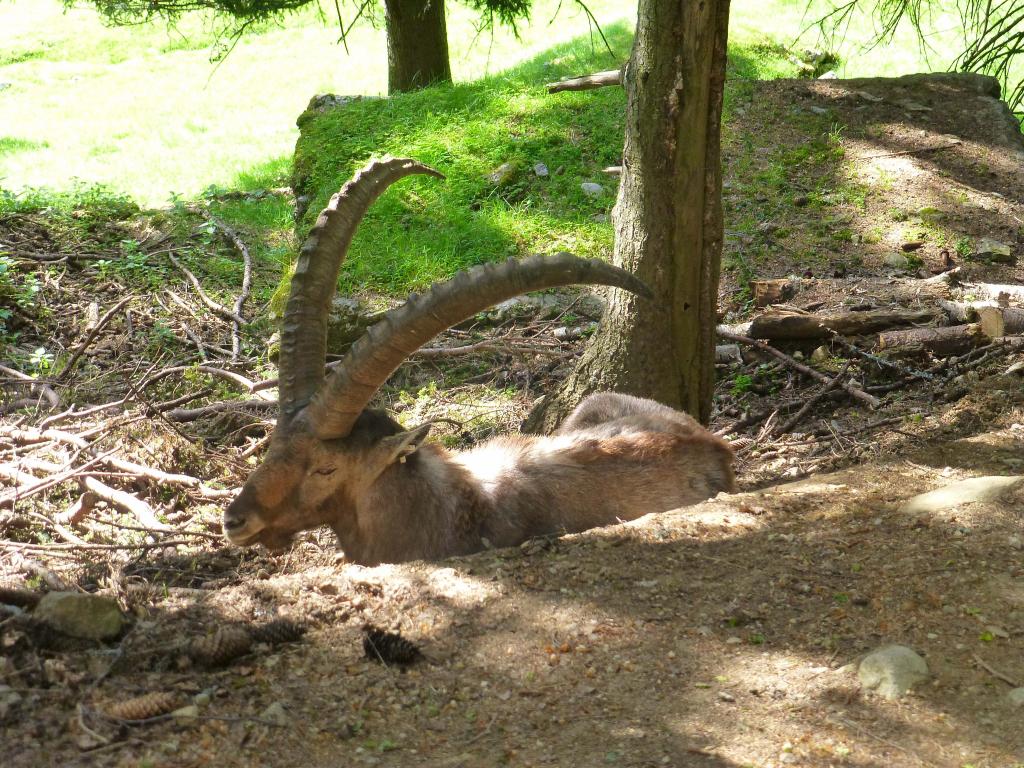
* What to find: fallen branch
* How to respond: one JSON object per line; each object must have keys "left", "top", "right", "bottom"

{"left": 877, "top": 323, "right": 987, "bottom": 357}
{"left": 166, "top": 251, "right": 245, "bottom": 325}
{"left": 164, "top": 398, "right": 277, "bottom": 423}
{"left": 858, "top": 140, "right": 961, "bottom": 160}
{"left": 772, "top": 361, "right": 852, "bottom": 437}
{"left": 972, "top": 653, "right": 1020, "bottom": 688}
{"left": 0, "top": 425, "right": 234, "bottom": 498}
{"left": 0, "top": 363, "right": 60, "bottom": 409}
{"left": 208, "top": 216, "right": 253, "bottom": 360}
{"left": 749, "top": 308, "right": 938, "bottom": 341}
{"left": 55, "top": 296, "right": 132, "bottom": 383}
{"left": 82, "top": 477, "right": 169, "bottom": 531}
{"left": 546, "top": 67, "right": 623, "bottom": 93}
{"left": 717, "top": 330, "right": 881, "bottom": 408}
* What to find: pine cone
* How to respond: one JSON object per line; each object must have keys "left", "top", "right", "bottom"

{"left": 103, "top": 691, "right": 180, "bottom": 721}
{"left": 362, "top": 626, "right": 421, "bottom": 665}
{"left": 188, "top": 626, "right": 253, "bottom": 667}
{"left": 250, "top": 618, "right": 307, "bottom": 646}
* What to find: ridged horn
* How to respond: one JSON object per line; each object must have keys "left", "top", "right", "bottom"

{"left": 278, "top": 156, "right": 444, "bottom": 420}
{"left": 306, "top": 253, "right": 653, "bottom": 439}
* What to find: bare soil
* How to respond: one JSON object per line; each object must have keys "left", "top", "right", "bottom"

{"left": 2, "top": 73, "right": 1024, "bottom": 768}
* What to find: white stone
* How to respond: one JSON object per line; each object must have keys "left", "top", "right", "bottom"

{"left": 580, "top": 182, "right": 605, "bottom": 197}
{"left": 858, "top": 644, "right": 929, "bottom": 699}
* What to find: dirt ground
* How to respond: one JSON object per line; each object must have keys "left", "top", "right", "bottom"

{"left": 2, "top": 73, "right": 1024, "bottom": 767}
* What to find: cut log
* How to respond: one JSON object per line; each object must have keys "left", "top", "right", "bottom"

{"left": 961, "top": 282, "right": 1024, "bottom": 305}
{"left": 877, "top": 323, "right": 986, "bottom": 357}
{"left": 750, "top": 308, "right": 938, "bottom": 340}
{"left": 751, "top": 279, "right": 796, "bottom": 308}
{"left": 976, "top": 306, "right": 1024, "bottom": 338}
{"left": 937, "top": 299, "right": 996, "bottom": 324}
{"left": 546, "top": 68, "right": 623, "bottom": 93}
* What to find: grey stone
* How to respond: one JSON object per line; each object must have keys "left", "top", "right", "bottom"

{"left": 1007, "top": 688, "right": 1024, "bottom": 707}
{"left": 326, "top": 297, "right": 385, "bottom": 353}
{"left": 580, "top": 182, "right": 605, "bottom": 198}
{"left": 901, "top": 475, "right": 1024, "bottom": 514}
{"left": 974, "top": 238, "right": 1015, "bottom": 263}
{"left": 809, "top": 106, "right": 829, "bottom": 116}
{"left": 533, "top": 162, "right": 549, "bottom": 177}
{"left": 261, "top": 701, "right": 289, "bottom": 726}
{"left": 884, "top": 253, "right": 912, "bottom": 270}
{"left": 488, "top": 162, "right": 516, "bottom": 186}
{"left": 858, "top": 644, "right": 929, "bottom": 699}
{"left": 0, "top": 685, "right": 22, "bottom": 719}
{"left": 810, "top": 346, "right": 831, "bottom": 365}
{"left": 34, "top": 592, "right": 123, "bottom": 640}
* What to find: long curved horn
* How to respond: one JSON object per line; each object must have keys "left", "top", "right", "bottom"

{"left": 306, "top": 253, "right": 653, "bottom": 438}
{"left": 278, "top": 156, "right": 444, "bottom": 420}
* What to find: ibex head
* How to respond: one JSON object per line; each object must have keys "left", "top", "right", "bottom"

{"left": 223, "top": 156, "right": 652, "bottom": 552}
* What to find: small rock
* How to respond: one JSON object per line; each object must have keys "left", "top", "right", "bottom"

{"left": 901, "top": 475, "right": 1024, "bottom": 514}
{"left": 855, "top": 90, "right": 883, "bottom": 102}
{"left": 1007, "top": 688, "right": 1024, "bottom": 707}
{"left": 884, "top": 253, "right": 912, "bottom": 270}
{"left": 717, "top": 691, "right": 735, "bottom": 702}
{"left": 898, "top": 100, "right": 932, "bottom": 112}
{"left": 171, "top": 704, "right": 200, "bottom": 721}
{"left": 488, "top": 162, "right": 516, "bottom": 186}
{"left": 580, "top": 182, "right": 605, "bottom": 198}
{"left": 858, "top": 644, "right": 929, "bottom": 699}
{"left": 974, "top": 238, "right": 1014, "bottom": 263}
{"left": 590, "top": 213, "right": 609, "bottom": 223}
{"left": 533, "top": 162, "right": 549, "bottom": 177}
{"left": 261, "top": 701, "right": 290, "bottom": 726}
{"left": 725, "top": 636, "right": 742, "bottom": 645}
{"left": 818, "top": 71, "right": 838, "bottom": 80}
{"left": 1008, "top": 535, "right": 1023, "bottom": 550}
{"left": 809, "top": 106, "right": 829, "bottom": 115}
{"left": 34, "top": 592, "right": 123, "bottom": 640}
{"left": 0, "top": 685, "right": 22, "bottom": 718}
{"left": 810, "top": 346, "right": 831, "bottom": 365}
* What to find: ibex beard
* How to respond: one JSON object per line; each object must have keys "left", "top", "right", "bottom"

{"left": 223, "top": 157, "right": 736, "bottom": 566}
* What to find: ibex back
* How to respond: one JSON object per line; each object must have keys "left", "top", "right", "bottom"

{"left": 223, "top": 157, "right": 735, "bottom": 565}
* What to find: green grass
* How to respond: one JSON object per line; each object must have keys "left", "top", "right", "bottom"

{"left": 0, "top": 0, "right": 635, "bottom": 206}
{"left": 2, "top": 0, "right": 995, "bottom": 208}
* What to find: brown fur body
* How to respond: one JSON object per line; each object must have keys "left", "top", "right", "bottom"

{"left": 224, "top": 393, "right": 735, "bottom": 565}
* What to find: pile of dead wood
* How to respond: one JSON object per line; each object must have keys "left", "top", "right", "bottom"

{"left": 726, "top": 269, "right": 1024, "bottom": 358}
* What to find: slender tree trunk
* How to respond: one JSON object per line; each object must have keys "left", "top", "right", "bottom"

{"left": 384, "top": 0, "right": 452, "bottom": 93}
{"left": 525, "top": 0, "right": 732, "bottom": 432}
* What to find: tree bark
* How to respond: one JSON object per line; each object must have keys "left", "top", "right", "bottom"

{"left": 748, "top": 308, "right": 939, "bottom": 340}
{"left": 525, "top": 0, "right": 732, "bottom": 432}
{"left": 384, "top": 0, "right": 451, "bottom": 93}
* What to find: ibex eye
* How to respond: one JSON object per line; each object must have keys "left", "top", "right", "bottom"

{"left": 315, "top": 467, "right": 336, "bottom": 476}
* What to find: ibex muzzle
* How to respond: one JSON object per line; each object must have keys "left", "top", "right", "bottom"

{"left": 224, "top": 156, "right": 735, "bottom": 565}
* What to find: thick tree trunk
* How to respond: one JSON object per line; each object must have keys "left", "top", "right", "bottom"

{"left": 525, "top": 0, "right": 732, "bottom": 432}
{"left": 384, "top": 0, "right": 451, "bottom": 93}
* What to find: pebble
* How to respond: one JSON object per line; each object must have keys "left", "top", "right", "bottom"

{"left": 534, "top": 163, "right": 549, "bottom": 177}
{"left": 580, "top": 182, "right": 605, "bottom": 197}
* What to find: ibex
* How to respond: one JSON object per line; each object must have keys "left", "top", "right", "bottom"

{"left": 223, "top": 157, "right": 736, "bottom": 565}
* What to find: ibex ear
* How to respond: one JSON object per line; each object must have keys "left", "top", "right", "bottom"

{"left": 381, "top": 423, "right": 432, "bottom": 465}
